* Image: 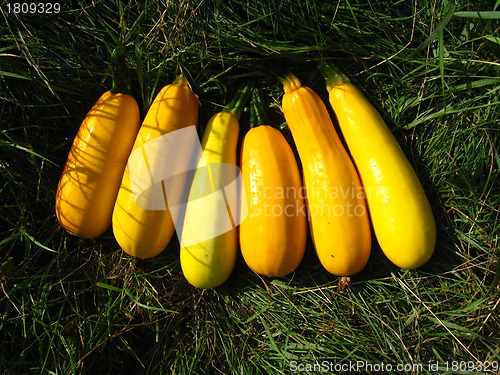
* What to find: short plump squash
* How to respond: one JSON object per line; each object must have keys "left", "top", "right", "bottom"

{"left": 322, "top": 63, "right": 436, "bottom": 269}
{"left": 55, "top": 91, "right": 140, "bottom": 239}
{"left": 240, "top": 125, "right": 307, "bottom": 277}
{"left": 281, "top": 73, "right": 371, "bottom": 276}
{"left": 112, "top": 75, "right": 199, "bottom": 259}
{"left": 239, "top": 90, "right": 307, "bottom": 277}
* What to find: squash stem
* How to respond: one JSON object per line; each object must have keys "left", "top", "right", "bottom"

{"left": 319, "top": 61, "right": 351, "bottom": 92}
{"left": 110, "top": 46, "right": 132, "bottom": 95}
{"left": 223, "top": 81, "right": 253, "bottom": 121}
{"left": 249, "top": 88, "right": 270, "bottom": 128}
{"left": 173, "top": 74, "right": 188, "bottom": 85}
{"left": 280, "top": 73, "right": 302, "bottom": 94}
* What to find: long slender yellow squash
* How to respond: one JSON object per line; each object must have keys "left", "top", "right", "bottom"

{"left": 55, "top": 50, "right": 140, "bottom": 239}
{"left": 180, "top": 84, "right": 251, "bottom": 289}
{"left": 321, "top": 63, "right": 436, "bottom": 269}
{"left": 112, "top": 75, "right": 199, "bottom": 259}
{"left": 280, "top": 73, "right": 371, "bottom": 277}
{"left": 240, "top": 89, "right": 307, "bottom": 277}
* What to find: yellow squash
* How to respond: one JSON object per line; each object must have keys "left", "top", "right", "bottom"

{"left": 322, "top": 63, "right": 436, "bottom": 269}
{"left": 180, "top": 84, "right": 251, "bottom": 289}
{"left": 112, "top": 75, "right": 199, "bottom": 258}
{"left": 240, "top": 90, "right": 307, "bottom": 277}
{"left": 240, "top": 125, "right": 307, "bottom": 277}
{"left": 281, "top": 73, "right": 371, "bottom": 276}
{"left": 55, "top": 91, "right": 140, "bottom": 239}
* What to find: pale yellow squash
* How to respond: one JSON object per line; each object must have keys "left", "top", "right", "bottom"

{"left": 179, "top": 111, "right": 240, "bottom": 288}
{"left": 180, "top": 84, "right": 251, "bottom": 288}
{"left": 323, "top": 64, "right": 436, "bottom": 269}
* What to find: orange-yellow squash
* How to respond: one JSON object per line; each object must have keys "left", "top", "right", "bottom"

{"left": 322, "top": 63, "right": 436, "bottom": 269}
{"left": 55, "top": 91, "right": 140, "bottom": 239}
{"left": 281, "top": 73, "right": 371, "bottom": 276}
{"left": 112, "top": 75, "right": 199, "bottom": 258}
{"left": 240, "top": 125, "right": 307, "bottom": 277}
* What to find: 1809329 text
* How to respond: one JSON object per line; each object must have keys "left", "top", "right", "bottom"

{"left": 6, "top": 3, "right": 61, "bottom": 14}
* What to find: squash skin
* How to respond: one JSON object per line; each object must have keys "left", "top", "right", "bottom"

{"left": 281, "top": 76, "right": 371, "bottom": 276}
{"left": 55, "top": 91, "right": 140, "bottom": 239}
{"left": 240, "top": 125, "right": 307, "bottom": 277}
{"left": 327, "top": 83, "right": 436, "bottom": 269}
{"left": 179, "top": 111, "right": 240, "bottom": 289}
{"left": 112, "top": 78, "right": 199, "bottom": 259}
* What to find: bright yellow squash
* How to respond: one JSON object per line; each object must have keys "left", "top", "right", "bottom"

{"left": 180, "top": 84, "right": 251, "bottom": 289}
{"left": 281, "top": 73, "right": 371, "bottom": 276}
{"left": 112, "top": 75, "right": 199, "bottom": 259}
{"left": 240, "top": 91, "right": 307, "bottom": 277}
{"left": 322, "top": 63, "right": 436, "bottom": 269}
{"left": 55, "top": 91, "right": 140, "bottom": 239}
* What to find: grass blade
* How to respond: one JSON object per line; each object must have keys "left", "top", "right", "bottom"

{"left": 413, "top": 2, "right": 457, "bottom": 54}
{"left": 453, "top": 11, "right": 500, "bottom": 19}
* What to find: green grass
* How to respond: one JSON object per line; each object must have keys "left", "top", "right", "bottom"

{"left": 1, "top": 0, "right": 499, "bottom": 374}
